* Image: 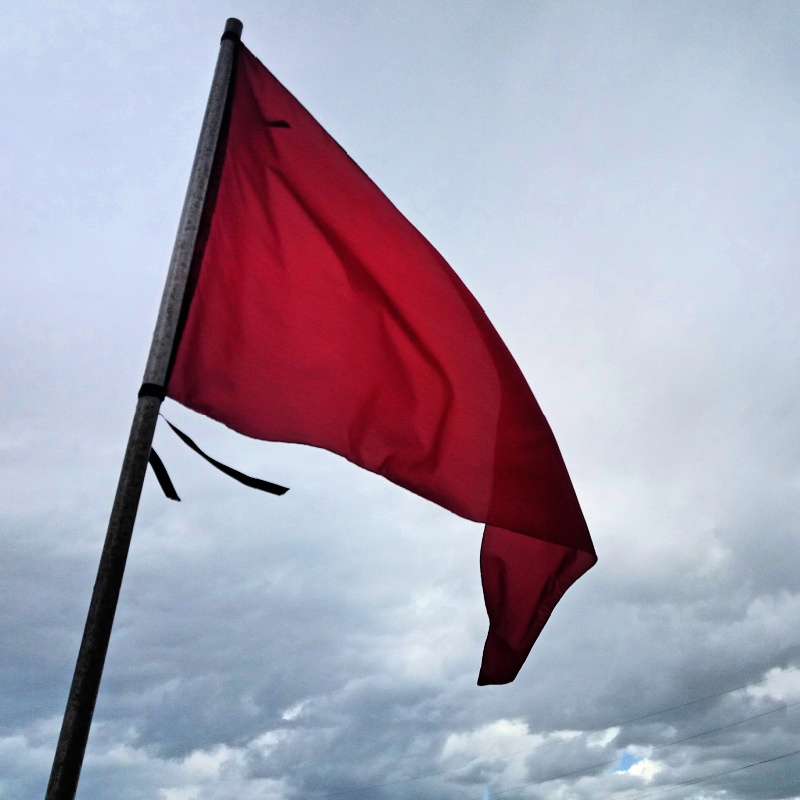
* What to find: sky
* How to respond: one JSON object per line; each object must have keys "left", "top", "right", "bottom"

{"left": 2, "top": 1, "right": 800, "bottom": 799}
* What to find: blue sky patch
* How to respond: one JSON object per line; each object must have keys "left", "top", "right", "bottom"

{"left": 614, "top": 752, "right": 641, "bottom": 773}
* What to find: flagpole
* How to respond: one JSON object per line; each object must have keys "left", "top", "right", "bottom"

{"left": 44, "top": 18, "right": 243, "bottom": 800}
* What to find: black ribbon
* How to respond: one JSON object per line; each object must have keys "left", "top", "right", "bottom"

{"left": 139, "top": 385, "right": 290, "bottom": 499}
{"left": 148, "top": 448, "right": 181, "bottom": 501}
{"left": 160, "top": 416, "right": 289, "bottom": 496}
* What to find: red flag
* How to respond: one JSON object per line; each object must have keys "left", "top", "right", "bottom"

{"left": 167, "top": 44, "right": 596, "bottom": 684}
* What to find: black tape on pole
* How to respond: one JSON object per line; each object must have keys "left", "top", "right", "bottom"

{"left": 138, "top": 383, "right": 167, "bottom": 400}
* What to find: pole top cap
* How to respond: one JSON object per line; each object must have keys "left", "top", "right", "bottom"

{"left": 222, "top": 18, "right": 243, "bottom": 41}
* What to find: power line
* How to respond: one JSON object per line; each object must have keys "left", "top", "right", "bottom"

{"left": 310, "top": 681, "right": 800, "bottom": 800}
{"left": 620, "top": 746, "right": 800, "bottom": 800}
{"left": 584, "top": 663, "right": 800, "bottom": 729}
{"left": 303, "top": 664, "right": 800, "bottom": 791}
{"left": 307, "top": 664, "right": 800, "bottom": 796}
{"left": 470, "top": 699, "right": 800, "bottom": 800}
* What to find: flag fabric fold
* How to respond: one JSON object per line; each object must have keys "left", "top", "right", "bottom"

{"left": 167, "top": 43, "right": 596, "bottom": 684}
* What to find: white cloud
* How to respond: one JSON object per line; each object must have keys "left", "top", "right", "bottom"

{"left": 587, "top": 727, "right": 619, "bottom": 749}
{"left": 280, "top": 701, "right": 307, "bottom": 722}
{"left": 441, "top": 719, "right": 544, "bottom": 763}
{"left": 626, "top": 757, "right": 661, "bottom": 780}
{"left": 747, "top": 665, "right": 800, "bottom": 703}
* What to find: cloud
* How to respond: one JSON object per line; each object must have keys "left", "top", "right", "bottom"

{"left": 3, "top": 2, "right": 800, "bottom": 799}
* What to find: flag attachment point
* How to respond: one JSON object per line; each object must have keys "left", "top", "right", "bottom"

{"left": 138, "top": 382, "right": 167, "bottom": 400}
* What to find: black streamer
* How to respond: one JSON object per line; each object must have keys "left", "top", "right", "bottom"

{"left": 162, "top": 416, "right": 289, "bottom": 496}
{"left": 148, "top": 448, "right": 181, "bottom": 501}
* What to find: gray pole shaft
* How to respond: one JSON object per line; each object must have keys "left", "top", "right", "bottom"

{"left": 44, "top": 18, "right": 243, "bottom": 800}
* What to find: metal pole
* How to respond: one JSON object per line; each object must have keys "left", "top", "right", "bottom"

{"left": 44, "top": 18, "right": 243, "bottom": 800}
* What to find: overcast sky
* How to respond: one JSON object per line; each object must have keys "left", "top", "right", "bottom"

{"left": 2, "top": 2, "right": 800, "bottom": 799}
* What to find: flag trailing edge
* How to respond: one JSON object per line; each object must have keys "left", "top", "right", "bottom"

{"left": 166, "top": 42, "right": 597, "bottom": 684}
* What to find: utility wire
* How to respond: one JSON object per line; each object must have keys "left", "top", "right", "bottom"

{"left": 470, "top": 699, "right": 800, "bottom": 800}
{"left": 308, "top": 664, "right": 800, "bottom": 798}
{"left": 616, "top": 746, "right": 800, "bottom": 800}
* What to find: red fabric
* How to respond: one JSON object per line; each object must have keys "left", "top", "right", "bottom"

{"left": 168, "top": 45, "right": 596, "bottom": 684}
